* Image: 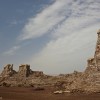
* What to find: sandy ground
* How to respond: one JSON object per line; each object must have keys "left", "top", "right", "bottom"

{"left": 0, "top": 87, "right": 100, "bottom": 100}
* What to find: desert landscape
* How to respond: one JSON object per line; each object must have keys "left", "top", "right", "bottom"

{"left": 0, "top": 87, "right": 100, "bottom": 100}
{"left": 0, "top": 0, "right": 100, "bottom": 100}
{"left": 0, "top": 30, "right": 100, "bottom": 100}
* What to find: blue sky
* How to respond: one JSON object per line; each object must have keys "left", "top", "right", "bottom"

{"left": 0, "top": 0, "right": 100, "bottom": 74}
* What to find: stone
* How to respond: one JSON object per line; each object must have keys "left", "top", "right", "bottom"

{"left": 18, "top": 64, "right": 31, "bottom": 77}
{"left": 85, "top": 58, "right": 97, "bottom": 73}
{"left": 54, "top": 80, "right": 67, "bottom": 90}
{"left": 32, "top": 71, "right": 44, "bottom": 77}
{"left": 2, "top": 82, "right": 11, "bottom": 87}
{"left": 85, "top": 29, "right": 100, "bottom": 72}
{"left": 0, "top": 64, "right": 16, "bottom": 77}
{"left": 0, "top": 29, "right": 100, "bottom": 94}
{"left": 94, "top": 30, "right": 100, "bottom": 70}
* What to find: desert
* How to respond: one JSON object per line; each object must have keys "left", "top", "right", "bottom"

{"left": 0, "top": 30, "right": 100, "bottom": 100}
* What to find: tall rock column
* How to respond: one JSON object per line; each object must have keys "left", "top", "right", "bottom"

{"left": 94, "top": 29, "right": 100, "bottom": 70}
{"left": 0, "top": 64, "right": 16, "bottom": 77}
{"left": 85, "top": 30, "right": 100, "bottom": 73}
{"left": 18, "top": 64, "right": 31, "bottom": 77}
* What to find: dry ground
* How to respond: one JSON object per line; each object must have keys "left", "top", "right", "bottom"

{"left": 0, "top": 87, "right": 100, "bottom": 100}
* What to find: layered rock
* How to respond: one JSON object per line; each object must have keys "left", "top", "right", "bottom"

{"left": 0, "top": 64, "right": 44, "bottom": 86}
{"left": 0, "top": 30, "right": 100, "bottom": 93}
{"left": 0, "top": 64, "right": 16, "bottom": 77}
{"left": 85, "top": 30, "right": 100, "bottom": 73}
{"left": 94, "top": 29, "right": 100, "bottom": 70}
{"left": 32, "top": 71, "right": 44, "bottom": 77}
{"left": 18, "top": 64, "right": 32, "bottom": 77}
{"left": 85, "top": 58, "right": 97, "bottom": 73}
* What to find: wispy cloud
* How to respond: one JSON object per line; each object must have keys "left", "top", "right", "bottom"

{"left": 3, "top": 46, "right": 20, "bottom": 56}
{"left": 19, "top": 0, "right": 100, "bottom": 41}
{"left": 28, "top": 24, "right": 99, "bottom": 74}
{"left": 17, "top": 0, "right": 100, "bottom": 74}
{"left": 18, "top": 0, "right": 72, "bottom": 40}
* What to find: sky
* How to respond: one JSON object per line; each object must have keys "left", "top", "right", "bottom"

{"left": 0, "top": 0, "right": 100, "bottom": 74}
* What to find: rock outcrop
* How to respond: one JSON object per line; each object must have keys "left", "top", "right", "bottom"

{"left": 53, "top": 30, "right": 100, "bottom": 93}
{"left": 85, "top": 30, "right": 100, "bottom": 73}
{"left": 0, "top": 30, "right": 100, "bottom": 94}
{"left": 18, "top": 64, "right": 32, "bottom": 77}
{"left": 94, "top": 29, "right": 100, "bottom": 70}
{"left": 32, "top": 71, "right": 44, "bottom": 77}
{"left": 73, "top": 30, "right": 100, "bottom": 93}
{"left": 0, "top": 64, "right": 16, "bottom": 77}
{"left": 0, "top": 64, "right": 44, "bottom": 87}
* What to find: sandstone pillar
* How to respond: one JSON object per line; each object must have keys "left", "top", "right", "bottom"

{"left": 18, "top": 64, "right": 31, "bottom": 77}
{"left": 94, "top": 29, "right": 100, "bottom": 70}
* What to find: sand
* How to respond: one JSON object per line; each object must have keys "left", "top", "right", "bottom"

{"left": 0, "top": 87, "right": 100, "bottom": 100}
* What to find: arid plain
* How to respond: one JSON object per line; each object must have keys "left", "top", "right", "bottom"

{"left": 0, "top": 87, "right": 100, "bottom": 100}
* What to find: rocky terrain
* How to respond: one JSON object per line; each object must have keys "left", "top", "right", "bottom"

{"left": 0, "top": 30, "right": 100, "bottom": 94}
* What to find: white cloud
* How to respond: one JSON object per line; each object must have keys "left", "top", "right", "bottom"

{"left": 28, "top": 24, "right": 100, "bottom": 74}
{"left": 19, "top": 0, "right": 100, "bottom": 41}
{"left": 18, "top": 0, "right": 100, "bottom": 74}
{"left": 3, "top": 46, "right": 20, "bottom": 56}
{"left": 19, "top": 0, "right": 73, "bottom": 40}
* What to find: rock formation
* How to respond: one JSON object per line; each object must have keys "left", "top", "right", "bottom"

{"left": 94, "top": 29, "right": 100, "bottom": 70}
{"left": 85, "top": 29, "right": 100, "bottom": 73}
{"left": 0, "top": 64, "right": 16, "bottom": 77}
{"left": 0, "top": 64, "right": 44, "bottom": 87}
{"left": 32, "top": 71, "right": 44, "bottom": 77}
{"left": 18, "top": 64, "right": 32, "bottom": 77}
{"left": 0, "top": 30, "right": 100, "bottom": 93}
